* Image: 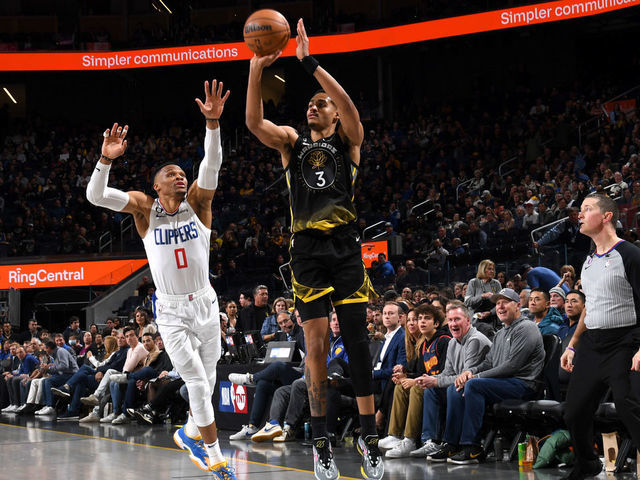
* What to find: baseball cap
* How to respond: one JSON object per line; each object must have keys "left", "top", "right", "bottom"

{"left": 549, "top": 287, "right": 566, "bottom": 300}
{"left": 520, "top": 264, "right": 532, "bottom": 276}
{"left": 491, "top": 288, "right": 520, "bottom": 303}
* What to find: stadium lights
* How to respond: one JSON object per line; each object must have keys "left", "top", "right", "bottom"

{"left": 275, "top": 75, "right": 285, "bottom": 83}
{"left": 3, "top": 87, "right": 17, "bottom": 104}
{"left": 158, "top": 0, "right": 172, "bottom": 14}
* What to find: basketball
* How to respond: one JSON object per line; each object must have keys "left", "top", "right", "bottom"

{"left": 243, "top": 9, "right": 290, "bottom": 57}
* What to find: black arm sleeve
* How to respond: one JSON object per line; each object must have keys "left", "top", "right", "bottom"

{"left": 619, "top": 241, "right": 640, "bottom": 325}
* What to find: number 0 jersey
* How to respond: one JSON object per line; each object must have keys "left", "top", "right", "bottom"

{"left": 286, "top": 132, "right": 358, "bottom": 233}
{"left": 141, "top": 198, "right": 211, "bottom": 295}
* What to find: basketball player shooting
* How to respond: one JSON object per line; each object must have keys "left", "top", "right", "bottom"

{"left": 86, "top": 80, "right": 236, "bottom": 480}
{"left": 246, "top": 19, "right": 383, "bottom": 480}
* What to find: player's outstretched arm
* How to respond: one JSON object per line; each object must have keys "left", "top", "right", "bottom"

{"left": 189, "top": 79, "right": 230, "bottom": 227}
{"left": 246, "top": 53, "right": 296, "bottom": 157}
{"left": 295, "top": 19, "right": 364, "bottom": 147}
{"left": 86, "top": 123, "right": 151, "bottom": 217}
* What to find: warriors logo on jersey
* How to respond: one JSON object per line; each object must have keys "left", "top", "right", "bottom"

{"left": 286, "top": 133, "right": 357, "bottom": 232}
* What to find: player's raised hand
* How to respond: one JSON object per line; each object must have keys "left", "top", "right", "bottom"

{"left": 249, "top": 51, "right": 282, "bottom": 71}
{"left": 102, "top": 123, "right": 128, "bottom": 160}
{"left": 295, "top": 18, "right": 310, "bottom": 60}
{"left": 195, "top": 79, "right": 231, "bottom": 120}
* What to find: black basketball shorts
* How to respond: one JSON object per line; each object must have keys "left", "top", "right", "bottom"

{"left": 289, "top": 224, "right": 375, "bottom": 321}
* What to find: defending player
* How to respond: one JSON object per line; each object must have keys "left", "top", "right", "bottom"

{"left": 246, "top": 19, "right": 383, "bottom": 480}
{"left": 86, "top": 80, "right": 235, "bottom": 480}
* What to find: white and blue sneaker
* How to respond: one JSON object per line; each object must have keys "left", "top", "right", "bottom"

{"left": 229, "top": 424, "right": 258, "bottom": 440}
{"left": 173, "top": 425, "right": 208, "bottom": 471}
{"left": 210, "top": 460, "right": 237, "bottom": 479}
{"left": 251, "top": 420, "right": 283, "bottom": 442}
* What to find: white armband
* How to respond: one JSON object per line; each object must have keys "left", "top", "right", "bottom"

{"left": 197, "top": 126, "right": 223, "bottom": 190}
{"left": 86, "top": 162, "right": 129, "bottom": 212}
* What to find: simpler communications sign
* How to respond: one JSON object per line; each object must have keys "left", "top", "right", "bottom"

{"left": 0, "top": 0, "right": 637, "bottom": 71}
{"left": 0, "top": 259, "right": 148, "bottom": 289}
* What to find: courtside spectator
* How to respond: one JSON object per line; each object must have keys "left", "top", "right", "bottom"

{"left": 427, "top": 288, "right": 543, "bottom": 464}
{"left": 529, "top": 288, "right": 564, "bottom": 336}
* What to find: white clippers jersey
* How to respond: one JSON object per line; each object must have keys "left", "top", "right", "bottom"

{"left": 142, "top": 199, "right": 211, "bottom": 295}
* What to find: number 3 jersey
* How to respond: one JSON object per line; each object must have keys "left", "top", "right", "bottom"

{"left": 286, "top": 132, "right": 358, "bottom": 233}
{"left": 142, "top": 199, "right": 211, "bottom": 295}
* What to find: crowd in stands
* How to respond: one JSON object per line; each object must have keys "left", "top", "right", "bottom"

{"left": 0, "top": 247, "right": 619, "bottom": 470}
{"left": 2, "top": 78, "right": 640, "bottom": 301}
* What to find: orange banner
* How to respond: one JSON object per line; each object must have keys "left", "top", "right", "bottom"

{"left": 0, "top": 259, "right": 148, "bottom": 289}
{"left": 0, "top": 0, "right": 637, "bottom": 71}
{"left": 362, "top": 241, "right": 389, "bottom": 268}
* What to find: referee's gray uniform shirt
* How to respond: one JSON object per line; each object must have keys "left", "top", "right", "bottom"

{"left": 581, "top": 240, "right": 640, "bottom": 329}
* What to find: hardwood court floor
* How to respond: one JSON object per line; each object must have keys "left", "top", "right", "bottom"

{"left": 0, "top": 415, "right": 632, "bottom": 479}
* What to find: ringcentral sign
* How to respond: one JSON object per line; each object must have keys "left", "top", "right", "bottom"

{"left": 0, "top": 259, "right": 148, "bottom": 289}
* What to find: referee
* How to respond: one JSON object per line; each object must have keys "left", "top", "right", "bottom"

{"left": 562, "top": 193, "right": 640, "bottom": 480}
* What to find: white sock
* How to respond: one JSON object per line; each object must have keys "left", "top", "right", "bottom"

{"left": 205, "top": 439, "right": 226, "bottom": 466}
{"left": 185, "top": 413, "right": 200, "bottom": 438}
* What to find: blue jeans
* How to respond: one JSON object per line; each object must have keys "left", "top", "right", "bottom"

{"left": 445, "top": 378, "right": 533, "bottom": 446}
{"left": 421, "top": 387, "right": 447, "bottom": 442}
{"left": 43, "top": 373, "right": 73, "bottom": 407}
{"left": 68, "top": 366, "right": 99, "bottom": 413}
{"left": 67, "top": 365, "right": 96, "bottom": 389}
{"left": 123, "top": 367, "right": 158, "bottom": 411}
{"left": 249, "top": 361, "right": 303, "bottom": 426}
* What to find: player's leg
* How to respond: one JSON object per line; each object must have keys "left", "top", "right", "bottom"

{"left": 191, "top": 289, "right": 238, "bottom": 479}
{"left": 158, "top": 319, "right": 224, "bottom": 476}
{"left": 332, "top": 227, "right": 383, "bottom": 480}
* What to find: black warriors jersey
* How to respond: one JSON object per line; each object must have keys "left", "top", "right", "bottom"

{"left": 285, "top": 132, "right": 358, "bottom": 233}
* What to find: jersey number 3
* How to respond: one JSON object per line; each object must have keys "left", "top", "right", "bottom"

{"left": 174, "top": 248, "right": 188, "bottom": 269}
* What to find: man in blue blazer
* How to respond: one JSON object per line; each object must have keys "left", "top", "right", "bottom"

{"left": 373, "top": 302, "right": 407, "bottom": 389}
{"left": 373, "top": 302, "right": 407, "bottom": 430}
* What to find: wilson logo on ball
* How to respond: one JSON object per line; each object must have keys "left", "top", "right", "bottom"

{"left": 244, "top": 24, "right": 273, "bottom": 33}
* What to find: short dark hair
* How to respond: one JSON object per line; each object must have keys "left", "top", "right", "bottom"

{"left": 585, "top": 193, "right": 619, "bottom": 226}
{"left": 530, "top": 287, "right": 550, "bottom": 302}
{"left": 142, "top": 332, "right": 154, "bottom": 339}
{"left": 152, "top": 161, "right": 181, "bottom": 183}
{"left": 45, "top": 340, "right": 56, "bottom": 350}
{"left": 414, "top": 303, "right": 445, "bottom": 327}
{"left": 310, "top": 89, "right": 336, "bottom": 107}
{"left": 566, "top": 289, "right": 586, "bottom": 303}
{"left": 69, "top": 316, "right": 80, "bottom": 325}
{"left": 123, "top": 326, "right": 136, "bottom": 335}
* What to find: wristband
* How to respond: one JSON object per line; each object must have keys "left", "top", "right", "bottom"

{"left": 566, "top": 346, "right": 576, "bottom": 353}
{"left": 300, "top": 55, "right": 319, "bottom": 75}
{"left": 206, "top": 117, "right": 219, "bottom": 121}
{"left": 99, "top": 154, "right": 117, "bottom": 162}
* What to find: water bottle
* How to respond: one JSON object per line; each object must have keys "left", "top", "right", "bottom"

{"left": 494, "top": 436, "right": 503, "bottom": 461}
{"left": 304, "top": 421, "right": 311, "bottom": 441}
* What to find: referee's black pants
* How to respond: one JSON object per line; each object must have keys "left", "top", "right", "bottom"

{"left": 564, "top": 327, "right": 640, "bottom": 467}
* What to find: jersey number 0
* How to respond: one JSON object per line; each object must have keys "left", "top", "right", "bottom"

{"left": 174, "top": 248, "right": 188, "bottom": 269}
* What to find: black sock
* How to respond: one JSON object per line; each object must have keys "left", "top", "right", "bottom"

{"left": 359, "top": 414, "right": 376, "bottom": 437}
{"left": 311, "top": 415, "right": 328, "bottom": 439}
